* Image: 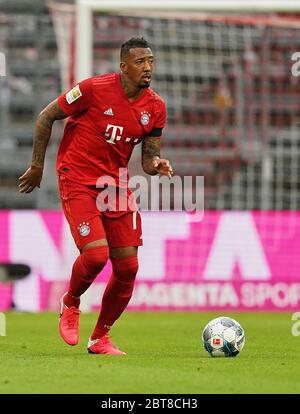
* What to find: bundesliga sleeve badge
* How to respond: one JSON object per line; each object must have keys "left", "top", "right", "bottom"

{"left": 140, "top": 111, "right": 151, "bottom": 126}
{"left": 66, "top": 84, "right": 82, "bottom": 104}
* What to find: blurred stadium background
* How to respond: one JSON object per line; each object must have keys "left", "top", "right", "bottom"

{"left": 1, "top": 0, "right": 300, "bottom": 312}
{"left": 2, "top": 1, "right": 300, "bottom": 395}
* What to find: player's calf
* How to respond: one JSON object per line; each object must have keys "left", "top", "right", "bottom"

{"left": 90, "top": 255, "right": 138, "bottom": 340}
{"left": 66, "top": 245, "right": 109, "bottom": 301}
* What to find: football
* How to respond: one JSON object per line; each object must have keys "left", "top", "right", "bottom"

{"left": 202, "top": 316, "right": 245, "bottom": 357}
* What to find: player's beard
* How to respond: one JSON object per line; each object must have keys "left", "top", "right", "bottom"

{"left": 139, "top": 80, "right": 151, "bottom": 88}
{"left": 140, "top": 75, "right": 151, "bottom": 88}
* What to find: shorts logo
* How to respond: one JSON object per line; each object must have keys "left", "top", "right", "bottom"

{"left": 140, "top": 111, "right": 151, "bottom": 126}
{"left": 78, "top": 222, "right": 90, "bottom": 237}
{"left": 66, "top": 84, "right": 82, "bottom": 104}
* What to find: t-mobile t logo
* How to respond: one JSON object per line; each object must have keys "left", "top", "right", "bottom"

{"left": 105, "top": 124, "right": 124, "bottom": 144}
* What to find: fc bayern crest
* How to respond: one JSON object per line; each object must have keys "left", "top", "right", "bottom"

{"left": 78, "top": 222, "right": 90, "bottom": 237}
{"left": 140, "top": 111, "right": 151, "bottom": 126}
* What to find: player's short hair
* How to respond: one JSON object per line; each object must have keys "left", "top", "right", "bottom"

{"left": 120, "top": 37, "right": 151, "bottom": 60}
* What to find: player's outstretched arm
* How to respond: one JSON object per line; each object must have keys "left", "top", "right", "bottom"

{"left": 142, "top": 136, "right": 173, "bottom": 178}
{"left": 18, "top": 99, "right": 68, "bottom": 193}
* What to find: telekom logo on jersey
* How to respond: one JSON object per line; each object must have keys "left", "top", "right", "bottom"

{"left": 105, "top": 124, "right": 141, "bottom": 144}
{"left": 105, "top": 124, "right": 123, "bottom": 144}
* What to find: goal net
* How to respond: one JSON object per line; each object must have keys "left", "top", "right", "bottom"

{"left": 49, "top": 1, "right": 300, "bottom": 214}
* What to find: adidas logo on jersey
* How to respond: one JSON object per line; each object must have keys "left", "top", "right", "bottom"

{"left": 104, "top": 108, "right": 114, "bottom": 116}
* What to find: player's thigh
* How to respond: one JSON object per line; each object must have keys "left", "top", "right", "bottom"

{"left": 59, "top": 176, "right": 108, "bottom": 250}
{"left": 102, "top": 210, "right": 142, "bottom": 251}
{"left": 109, "top": 246, "right": 138, "bottom": 259}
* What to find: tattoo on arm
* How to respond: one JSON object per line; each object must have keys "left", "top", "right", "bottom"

{"left": 31, "top": 99, "right": 68, "bottom": 167}
{"left": 142, "top": 137, "right": 161, "bottom": 175}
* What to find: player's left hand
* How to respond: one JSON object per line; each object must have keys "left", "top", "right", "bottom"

{"left": 152, "top": 158, "right": 173, "bottom": 178}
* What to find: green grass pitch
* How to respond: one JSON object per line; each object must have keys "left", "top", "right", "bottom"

{"left": 0, "top": 311, "right": 300, "bottom": 394}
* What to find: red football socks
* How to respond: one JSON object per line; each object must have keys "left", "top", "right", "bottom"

{"left": 64, "top": 246, "right": 109, "bottom": 308}
{"left": 91, "top": 255, "right": 138, "bottom": 339}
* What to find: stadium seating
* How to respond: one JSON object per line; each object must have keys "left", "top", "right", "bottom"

{"left": 0, "top": 0, "right": 61, "bottom": 207}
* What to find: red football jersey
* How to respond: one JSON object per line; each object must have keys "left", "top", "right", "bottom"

{"left": 56, "top": 73, "right": 166, "bottom": 187}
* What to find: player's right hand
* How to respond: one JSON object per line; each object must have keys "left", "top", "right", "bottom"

{"left": 18, "top": 165, "right": 43, "bottom": 193}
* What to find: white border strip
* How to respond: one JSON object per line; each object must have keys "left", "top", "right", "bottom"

{"left": 75, "top": 0, "right": 300, "bottom": 81}
{"left": 77, "top": 0, "right": 300, "bottom": 11}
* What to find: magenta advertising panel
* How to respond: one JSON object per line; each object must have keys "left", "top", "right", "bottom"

{"left": 0, "top": 210, "right": 300, "bottom": 311}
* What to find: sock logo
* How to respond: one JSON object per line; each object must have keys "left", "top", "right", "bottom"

{"left": 78, "top": 222, "right": 90, "bottom": 237}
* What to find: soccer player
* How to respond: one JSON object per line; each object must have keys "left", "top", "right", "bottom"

{"left": 18, "top": 37, "right": 173, "bottom": 355}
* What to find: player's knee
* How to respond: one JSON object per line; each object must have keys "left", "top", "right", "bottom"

{"left": 81, "top": 245, "right": 109, "bottom": 275}
{"left": 111, "top": 255, "right": 138, "bottom": 283}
